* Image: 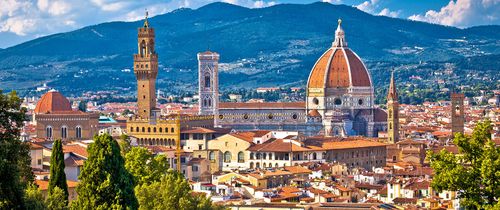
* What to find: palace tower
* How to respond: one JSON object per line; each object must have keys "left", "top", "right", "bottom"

{"left": 134, "top": 12, "right": 158, "bottom": 119}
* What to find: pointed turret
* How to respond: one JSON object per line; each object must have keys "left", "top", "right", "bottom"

{"left": 387, "top": 71, "right": 398, "bottom": 101}
{"left": 387, "top": 70, "right": 399, "bottom": 144}
{"left": 143, "top": 10, "right": 149, "bottom": 28}
{"left": 332, "top": 19, "right": 347, "bottom": 48}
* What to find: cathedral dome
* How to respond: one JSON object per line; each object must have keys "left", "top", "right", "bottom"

{"left": 307, "top": 20, "right": 372, "bottom": 89}
{"left": 34, "top": 91, "right": 72, "bottom": 114}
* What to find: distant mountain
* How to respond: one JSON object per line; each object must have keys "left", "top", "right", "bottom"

{"left": 0, "top": 2, "right": 498, "bottom": 95}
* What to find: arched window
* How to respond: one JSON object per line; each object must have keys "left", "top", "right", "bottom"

{"left": 312, "top": 152, "right": 317, "bottom": 160}
{"left": 263, "top": 153, "right": 267, "bottom": 160}
{"left": 389, "top": 123, "right": 392, "bottom": 129}
{"left": 209, "top": 151, "right": 215, "bottom": 161}
{"left": 153, "top": 127, "right": 157, "bottom": 133}
{"left": 61, "top": 126, "right": 67, "bottom": 139}
{"left": 238, "top": 152, "right": 244, "bottom": 163}
{"left": 165, "top": 127, "right": 169, "bottom": 133}
{"left": 256, "top": 162, "right": 260, "bottom": 169}
{"left": 224, "top": 151, "right": 231, "bottom": 163}
{"left": 147, "top": 127, "right": 151, "bottom": 133}
{"left": 256, "top": 153, "right": 261, "bottom": 159}
{"left": 142, "top": 127, "right": 145, "bottom": 132}
{"left": 136, "top": 127, "right": 139, "bottom": 132}
{"left": 46, "top": 126, "right": 53, "bottom": 139}
{"left": 250, "top": 153, "right": 254, "bottom": 160}
{"left": 171, "top": 128, "right": 174, "bottom": 133}
{"left": 159, "top": 127, "right": 163, "bottom": 133}
{"left": 204, "top": 75, "right": 211, "bottom": 88}
{"left": 250, "top": 162, "right": 254, "bottom": 169}
{"left": 140, "top": 40, "right": 146, "bottom": 56}
{"left": 76, "top": 126, "right": 82, "bottom": 139}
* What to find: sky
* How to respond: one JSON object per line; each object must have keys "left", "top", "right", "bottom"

{"left": 0, "top": 0, "right": 498, "bottom": 48}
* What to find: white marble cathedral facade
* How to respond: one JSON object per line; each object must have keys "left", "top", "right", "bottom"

{"left": 199, "top": 20, "right": 387, "bottom": 137}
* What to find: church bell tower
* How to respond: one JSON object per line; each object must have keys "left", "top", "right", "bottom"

{"left": 387, "top": 71, "right": 399, "bottom": 144}
{"left": 134, "top": 11, "right": 158, "bottom": 119}
{"left": 198, "top": 51, "right": 220, "bottom": 124}
{"left": 451, "top": 93, "right": 465, "bottom": 135}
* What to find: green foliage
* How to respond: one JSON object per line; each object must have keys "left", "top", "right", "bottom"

{"left": 124, "top": 147, "right": 169, "bottom": 186}
{"left": 77, "top": 101, "right": 86, "bottom": 112}
{"left": 135, "top": 170, "right": 222, "bottom": 210}
{"left": 48, "top": 139, "right": 68, "bottom": 204}
{"left": 24, "top": 184, "right": 45, "bottom": 210}
{"left": 71, "top": 134, "right": 138, "bottom": 210}
{"left": 0, "top": 90, "right": 33, "bottom": 209}
{"left": 428, "top": 120, "right": 500, "bottom": 209}
{"left": 119, "top": 134, "right": 131, "bottom": 155}
{"left": 46, "top": 186, "right": 68, "bottom": 210}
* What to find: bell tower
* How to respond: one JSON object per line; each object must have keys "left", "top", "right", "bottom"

{"left": 451, "top": 93, "right": 465, "bottom": 135}
{"left": 387, "top": 71, "right": 399, "bottom": 144}
{"left": 134, "top": 11, "right": 158, "bottom": 119}
{"left": 198, "top": 51, "right": 219, "bottom": 124}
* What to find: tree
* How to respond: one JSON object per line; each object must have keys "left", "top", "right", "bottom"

{"left": 24, "top": 184, "right": 45, "bottom": 210}
{"left": 48, "top": 139, "right": 68, "bottom": 205}
{"left": 124, "top": 147, "right": 169, "bottom": 186}
{"left": 45, "top": 186, "right": 68, "bottom": 210}
{"left": 119, "top": 134, "right": 132, "bottom": 155}
{"left": 428, "top": 120, "right": 500, "bottom": 209}
{"left": 71, "top": 134, "right": 138, "bottom": 210}
{"left": 77, "top": 101, "right": 86, "bottom": 112}
{"left": 0, "top": 90, "right": 33, "bottom": 209}
{"left": 135, "top": 170, "right": 222, "bottom": 210}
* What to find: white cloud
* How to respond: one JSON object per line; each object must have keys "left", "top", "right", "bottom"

{"left": 408, "top": 0, "right": 499, "bottom": 28}
{"left": 356, "top": 0, "right": 400, "bottom": 18}
{"left": 322, "top": 0, "right": 342, "bottom": 3}
{"left": 356, "top": 0, "right": 379, "bottom": 13}
{"left": 378, "top": 8, "right": 400, "bottom": 18}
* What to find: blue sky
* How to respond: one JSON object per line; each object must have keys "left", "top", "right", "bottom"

{"left": 0, "top": 0, "right": 498, "bottom": 48}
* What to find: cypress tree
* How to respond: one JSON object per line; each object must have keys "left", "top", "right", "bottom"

{"left": 48, "top": 139, "right": 68, "bottom": 205}
{"left": 72, "top": 134, "right": 137, "bottom": 210}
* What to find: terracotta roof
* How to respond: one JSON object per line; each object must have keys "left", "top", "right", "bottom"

{"left": 64, "top": 154, "right": 85, "bottom": 167}
{"left": 30, "top": 142, "right": 44, "bottom": 150}
{"left": 283, "top": 166, "right": 312, "bottom": 174}
{"left": 35, "top": 180, "right": 78, "bottom": 191}
{"left": 219, "top": 102, "right": 305, "bottom": 109}
{"left": 308, "top": 109, "right": 321, "bottom": 117}
{"left": 248, "top": 138, "right": 386, "bottom": 152}
{"left": 307, "top": 48, "right": 371, "bottom": 89}
{"left": 374, "top": 108, "right": 388, "bottom": 122}
{"left": 34, "top": 91, "right": 73, "bottom": 114}
{"left": 63, "top": 144, "right": 88, "bottom": 158}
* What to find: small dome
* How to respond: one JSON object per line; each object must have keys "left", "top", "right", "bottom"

{"left": 307, "top": 20, "right": 372, "bottom": 89}
{"left": 34, "top": 91, "right": 72, "bottom": 114}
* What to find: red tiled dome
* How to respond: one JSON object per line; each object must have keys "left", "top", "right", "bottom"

{"left": 34, "top": 91, "right": 72, "bottom": 114}
{"left": 307, "top": 20, "right": 372, "bottom": 89}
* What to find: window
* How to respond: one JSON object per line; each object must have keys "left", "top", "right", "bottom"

{"left": 334, "top": 98, "right": 342, "bottom": 105}
{"left": 76, "top": 126, "right": 82, "bottom": 139}
{"left": 313, "top": 98, "right": 319, "bottom": 105}
{"left": 171, "top": 128, "right": 174, "bottom": 133}
{"left": 224, "top": 151, "right": 231, "bottom": 163}
{"left": 209, "top": 151, "right": 215, "bottom": 161}
{"left": 46, "top": 126, "right": 53, "bottom": 139}
{"left": 204, "top": 76, "right": 211, "bottom": 88}
{"left": 250, "top": 153, "right": 254, "bottom": 160}
{"left": 238, "top": 152, "right": 244, "bottom": 163}
{"left": 198, "top": 144, "right": 203, "bottom": 150}
{"left": 193, "top": 165, "right": 198, "bottom": 172}
{"left": 358, "top": 99, "right": 363, "bottom": 105}
{"left": 61, "top": 126, "right": 67, "bottom": 139}
{"left": 292, "top": 113, "right": 298, "bottom": 119}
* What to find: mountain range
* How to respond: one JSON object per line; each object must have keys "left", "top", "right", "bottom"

{"left": 0, "top": 2, "right": 498, "bottom": 96}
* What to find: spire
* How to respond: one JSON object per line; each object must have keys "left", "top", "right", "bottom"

{"left": 387, "top": 70, "right": 398, "bottom": 101}
{"left": 143, "top": 9, "right": 149, "bottom": 28}
{"left": 332, "top": 18, "right": 347, "bottom": 48}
